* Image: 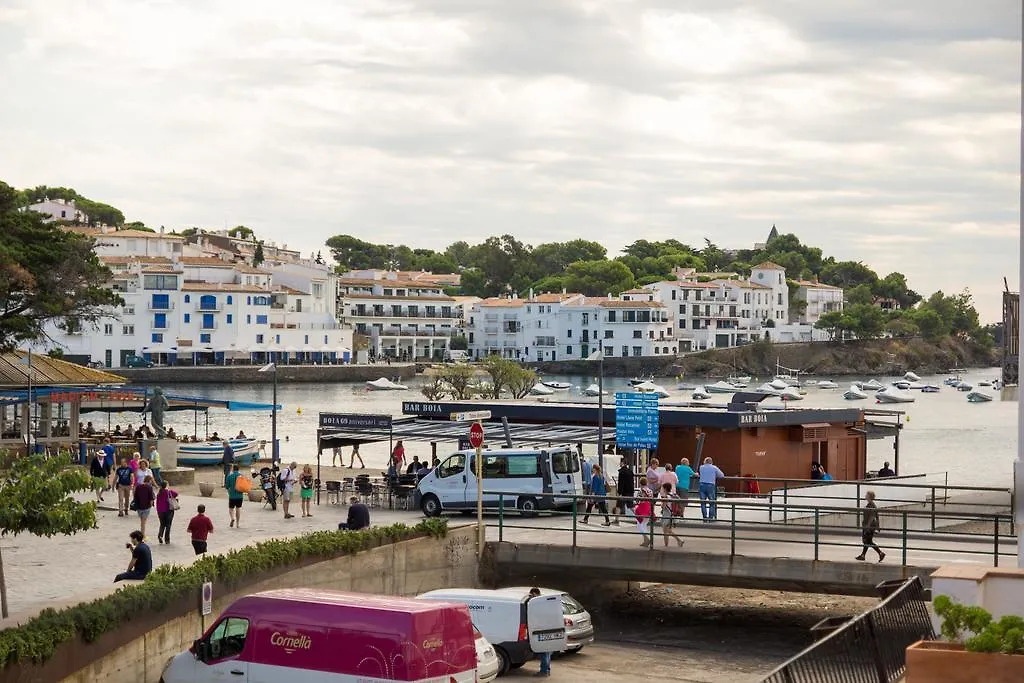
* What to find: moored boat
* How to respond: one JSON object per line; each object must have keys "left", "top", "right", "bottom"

{"left": 817, "top": 380, "right": 839, "bottom": 389}
{"left": 178, "top": 438, "right": 260, "bottom": 466}
{"left": 634, "top": 381, "right": 671, "bottom": 399}
{"left": 956, "top": 383, "right": 973, "bottom": 392}
{"left": 875, "top": 386, "right": 916, "bottom": 404}
{"left": 755, "top": 382, "right": 783, "bottom": 396}
{"left": 541, "top": 380, "right": 572, "bottom": 391}
{"left": 366, "top": 377, "right": 409, "bottom": 391}
{"left": 904, "top": 371, "right": 921, "bottom": 382}
{"left": 778, "top": 387, "right": 804, "bottom": 401}
{"left": 966, "top": 390, "right": 993, "bottom": 403}
{"left": 861, "top": 379, "right": 884, "bottom": 391}
{"left": 920, "top": 385, "right": 941, "bottom": 393}
{"left": 769, "top": 378, "right": 789, "bottom": 391}
{"left": 628, "top": 376, "right": 654, "bottom": 386}
{"left": 706, "top": 381, "right": 738, "bottom": 394}
{"left": 582, "top": 383, "right": 606, "bottom": 397}
{"left": 691, "top": 386, "right": 711, "bottom": 400}
{"left": 530, "top": 384, "right": 555, "bottom": 396}
{"left": 844, "top": 385, "right": 868, "bottom": 400}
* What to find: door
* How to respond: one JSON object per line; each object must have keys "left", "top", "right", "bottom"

{"left": 547, "top": 450, "right": 580, "bottom": 503}
{"left": 527, "top": 595, "right": 567, "bottom": 653}
{"left": 199, "top": 616, "right": 250, "bottom": 681}
{"left": 433, "top": 454, "right": 469, "bottom": 508}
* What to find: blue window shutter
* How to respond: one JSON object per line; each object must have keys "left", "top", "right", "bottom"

{"left": 227, "top": 295, "right": 233, "bottom": 305}
{"left": 227, "top": 314, "right": 233, "bottom": 324}
{"left": 184, "top": 295, "right": 190, "bottom": 303}
{"left": 247, "top": 315, "right": 251, "bottom": 324}
{"left": 184, "top": 313, "right": 190, "bottom": 324}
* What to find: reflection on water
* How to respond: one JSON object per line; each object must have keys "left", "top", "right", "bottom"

{"left": 81, "top": 367, "right": 1014, "bottom": 486}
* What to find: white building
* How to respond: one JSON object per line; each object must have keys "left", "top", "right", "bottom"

{"left": 466, "top": 291, "right": 674, "bottom": 361}
{"left": 36, "top": 231, "right": 351, "bottom": 368}
{"left": 792, "top": 279, "right": 845, "bottom": 324}
{"left": 28, "top": 198, "right": 89, "bottom": 224}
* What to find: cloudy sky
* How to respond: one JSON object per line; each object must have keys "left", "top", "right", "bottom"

{"left": 0, "top": 0, "right": 1019, "bottom": 320}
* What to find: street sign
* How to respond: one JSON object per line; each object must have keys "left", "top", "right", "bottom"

{"left": 468, "top": 422, "right": 485, "bottom": 449}
{"left": 201, "top": 581, "right": 213, "bottom": 616}
{"left": 615, "top": 391, "right": 660, "bottom": 449}
{"left": 319, "top": 412, "right": 393, "bottom": 430}
{"left": 451, "top": 410, "right": 492, "bottom": 422}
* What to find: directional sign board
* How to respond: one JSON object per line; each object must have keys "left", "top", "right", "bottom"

{"left": 614, "top": 392, "right": 660, "bottom": 449}
{"left": 451, "top": 410, "right": 492, "bottom": 422}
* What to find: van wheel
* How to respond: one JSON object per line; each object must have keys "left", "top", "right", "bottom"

{"left": 421, "top": 494, "right": 442, "bottom": 517}
{"left": 495, "top": 647, "right": 511, "bottom": 676}
{"left": 517, "top": 496, "right": 539, "bottom": 517}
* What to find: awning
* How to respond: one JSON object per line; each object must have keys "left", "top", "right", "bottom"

{"left": 318, "top": 417, "right": 616, "bottom": 447}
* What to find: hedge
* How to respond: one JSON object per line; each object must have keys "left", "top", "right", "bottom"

{"left": 0, "top": 518, "right": 448, "bottom": 669}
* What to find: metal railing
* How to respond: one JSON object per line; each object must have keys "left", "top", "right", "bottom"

{"left": 485, "top": 491, "right": 1016, "bottom": 567}
{"left": 761, "top": 577, "right": 934, "bottom": 683}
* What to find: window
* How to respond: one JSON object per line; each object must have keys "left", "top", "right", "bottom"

{"left": 632, "top": 346, "right": 642, "bottom": 357}
{"left": 671, "top": 289, "right": 676, "bottom": 300}
{"left": 184, "top": 313, "right": 190, "bottom": 324}
{"left": 104, "top": 324, "right": 114, "bottom": 335}
{"left": 200, "top": 333, "right": 211, "bottom": 344}
{"left": 654, "top": 347, "right": 659, "bottom": 354}
{"left": 304, "top": 335, "right": 309, "bottom": 344}
{"left": 566, "top": 329, "right": 572, "bottom": 338}
{"left": 256, "top": 334, "right": 264, "bottom": 344}
{"left": 604, "top": 330, "right": 613, "bottom": 339}
{"left": 151, "top": 333, "right": 163, "bottom": 343}
{"left": 477, "top": 454, "right": 539, "bottom": 478}
{"left": 144, "top": 275, "right": 178, "bottom": 290}
{"left": 207, "top": 617, "right": 250, "bottom": 661}
{"left": 122, "top": 324, "right": 134, "bottom": 335}
{"left": 202, "top": 314, "right": 215, "bottom": 329}
{"left": 312, "top": 283, "right": 323, "bottom": 298}
{"left": 226, "top": 314, "right": 233, "bottom": 324}
{"left": 246, "top": 315, "right": 251, "bottom": 324}
{"left": 226, "top": 295, "right": 233, "bottom": 305}
{"left": 606, "top": 310, "right": 616, "bottom": 322}
{"left": 184, "top": 295, "right": 190, "bottom": 303}
{"left": 199, "top": 295, "right": 217, "bottom": 311}
{"left": 621, "top": 346, "right": 628, "bottom": 357}
{"left": 566, "top": 345, "right": 573, "bottom": 355}
{"left": 247, "top": 296, "right": 252, "bottom": 305}
{"left": 632, "top": 330, "right": 642, "bottom": 339}
{"left": 275, "top": 334, "right": 280, "bottom": 343}
{"left": 679, "top": 319, "right": 687, "bottom": 329}
{"left": 551, "top": 451, "right": 580, "bottom": 474}
{"left": 603, "top": 345, "right": 613, "bottom": 357}
{"left": 256, "top": 315, "right": 268, "bottom": 325}
{"left": 438, "top": 454, "right": 465, "bottom": 478}
{"left": 153, "top": 313, "right": 167, "bottom": 329}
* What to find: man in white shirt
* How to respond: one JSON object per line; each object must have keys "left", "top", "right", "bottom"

{"left": 281, "top": 460, "right": 298, "bottom": 519}
{"left": 698, "top": 457, "right": 725, "bottom": 522}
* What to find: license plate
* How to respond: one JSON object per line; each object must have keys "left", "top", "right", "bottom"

{"left": 536, "top": 631, "right": 564, "bottom": 641}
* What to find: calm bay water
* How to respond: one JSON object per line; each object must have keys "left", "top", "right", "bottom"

{"left": 83, "top": 367, "right": 1015, "bottom": 487}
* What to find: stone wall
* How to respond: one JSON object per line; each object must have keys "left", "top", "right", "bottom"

{"left": 48, "top": 526, "right": 477, "bottom": 683}
{"left": 113, "top": 363, "right": 417, "bottom": 385}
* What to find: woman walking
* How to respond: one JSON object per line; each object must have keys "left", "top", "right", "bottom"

{"left": 135, "top": 459, "right": 155, "bottom": 487}
{"left": 855, "top": 491, "right": 886, "bottom": 562}
{"left": 658, "top": 482, "right": 685, "bottom": 548}
{"left": 132, "top": 475, "right": 156, "bottom": 537}
{"left": 349, "top": 443, "right": 365, "bottom": 469}
{"left": 300, "top": 464, "right": 314, "bottom": 517}
{"left": 155, "top": 480, "right": 179, "bottom": 544}
{"left": 581, "top": 464, "right": 611, "bottom": 526}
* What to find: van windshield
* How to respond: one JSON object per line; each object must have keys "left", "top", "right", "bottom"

{"left": 438, "top": 454, "right": 466, "bottom": 478}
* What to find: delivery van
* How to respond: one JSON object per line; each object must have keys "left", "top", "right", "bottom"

{"left": 417, "top": 588, "right": 567, "bottom": 676}
{"left": 160, "top": 589, "right": 477, "bottom": 683}
{"left": 415, "top": 446, "right": 583, "bottom": 517}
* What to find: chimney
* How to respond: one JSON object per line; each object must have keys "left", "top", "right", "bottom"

{"left": 562, "top": 287, "right": 566, "bottom": 294}
{"left": 528, "top": 287, "right": 534, "bottom": 299}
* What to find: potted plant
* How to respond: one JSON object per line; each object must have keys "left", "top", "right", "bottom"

{"left": 198, "top": 481, "right": 216, "bottom": 497}
{"left": 905, "top": 595, "right": 1024, "bottom": 683}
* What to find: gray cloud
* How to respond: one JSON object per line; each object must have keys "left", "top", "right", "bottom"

{"left": 0, "top": 0, "right": 1018, "bottom": 320}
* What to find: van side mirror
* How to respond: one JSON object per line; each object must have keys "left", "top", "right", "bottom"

{"left": 192, "top": 639, "right": 209, "bottom": 662}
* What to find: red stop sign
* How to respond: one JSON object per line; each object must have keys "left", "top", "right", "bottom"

{"left": 468, "top": 422, "right": 485, "bottom": 449}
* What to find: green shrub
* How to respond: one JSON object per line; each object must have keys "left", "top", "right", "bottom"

{"left": 934, "top": 595, "right": 1024, "bottom": 655}
{"left": 0, "top": 518, "right": 447, "bottom": 669}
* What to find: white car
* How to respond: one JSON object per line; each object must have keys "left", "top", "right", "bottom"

{"left": 496, "top": 587, "right": 595, "bottom": 652}
{"left": 475, "top": 624, "right": 500, "bottom": 683}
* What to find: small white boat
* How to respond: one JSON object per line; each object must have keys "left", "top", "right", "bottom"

{"left": 875, "top": 386, "right": 916, "bottom": 404}
{"left": 634, "top": 381, "right": 670, "bottom": 399}
{"left": 844, "top": 385, "right": 868, "bottom": 400}
{"left": 706, "top": 381, "right": 738, "bottom": 394}
{"left": 755, "top": 382, "right": 783, "bottom": 396}
{"left": 582, "top": 383, "right": 606, "bottom": 397}
{"left": 957, "top": 383, "right": 973, "bottom": 392}
{"left": 778, "top": 387, "right": 804, "bottom": 401}
{"left": 727, "top": 375, "right": 752, "bottom": 384}
{"left": 729, "top": 380, "right": 748, "bottom": 389}
{"left": 628, "top": 376, "right": 654, "bottom": 386}
{"left": 177, "top": 438, "right": 260, "bottom": 466}
{"left": 904, "top": 371, "right": 921, "bottom": 382}
{"left": 892, "top": 380, "right": 912, "bottom": 390}
{"left": 676, "top": 383, "right": 697, "bottom": 391}
{"left": 366, "top": 377, "right": 409, "bottom": 391}
{"left": 691, "top": 387, "right": 711, "bottom": 400}
{"left": 817, "top": 380, "right": 839, "bottom": 390}
{"left": 541, "top": 380, "right": 572, "bottom": 391}
{"left": 920, "top": 385, "right": 941, "bottom": 393}
{"left": 769, "top": 378, "right": 790, "bottom": 391}
{"left": 530, "top": 384, "right": 555, "bottom": 396}
{"left": 966, "top": 390, "right": 993, "bottom": 403}
{"left": 861, "top": 379, "right": 884, "bottom": 391}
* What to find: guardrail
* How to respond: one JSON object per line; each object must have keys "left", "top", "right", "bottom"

{"left": 484, "top": 491, "right": 1017, "bottom": 567}
{"left": 761, "top": 577, "right": 934, "bottom": 683}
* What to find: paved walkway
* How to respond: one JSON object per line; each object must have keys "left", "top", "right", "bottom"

{"left": 0, "top": 491, "right": 422, "bottom": 626}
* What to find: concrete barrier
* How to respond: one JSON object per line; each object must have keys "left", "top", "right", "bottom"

{"left": 36, "top": 525, "right": 478, "bottom": 683}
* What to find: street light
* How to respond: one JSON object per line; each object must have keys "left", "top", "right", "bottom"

{"left": 586, "top": 346, "right": 605, "bottom": 472}
{"left": 258, "top": 362, "right": 278, "bottom": 465}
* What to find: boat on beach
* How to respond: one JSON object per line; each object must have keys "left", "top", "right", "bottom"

{"left": 706, "top": 381, "right": 738, "bottom": 394}
{"left": 966, "top": 390, "right": 993, "bottom": 403}
{"left": 582, "top": 383, "right": 606, "bottom": 397}
{"left": 778, "top": 387, "right": 804, "bottom": 401}
{"left": 177, "top": 438, "right": 261, "bottom": 466}
{"left": 634, "top": 381, "right": 671, "bottom": 398}
{"left": 875, "top": 386, "right": 916, "bottom": 404}
{"left": 691, "top": 386, "right": 711, "bottom": 400}
{"left": 844, "top": 385, "right": 868, "bottom": 400}
{"left": 530, "top": 384, "right": 555, "bottom": 396}
{"left": 920, "top": 385, "right": 941, "bottom": 393}
{"left": 366, "top": 377, "right": 409, "bottom": 391}
{"left": 541, "top": 380, "right": 572, "bottom": 391}
{"left": 816, "top": 380, "right": 839, "bottom": 389}
{"left": 904, "top": 371, "right": 921, "bottom": 382}
{"left": 628, "top": 376, "right": 655, "bottom": 386}
{"left": 860, "top": 379, "right": 884, "bottom": 391}
{"left": 755, "top": 382, "right": 783, "bottom": 396}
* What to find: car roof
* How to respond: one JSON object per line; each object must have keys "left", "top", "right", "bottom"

{"left": 419, "top": 589, "right": 528, "bottom": 603}
{"left": 493, "top": 586, "right": 566, "bottom": 597}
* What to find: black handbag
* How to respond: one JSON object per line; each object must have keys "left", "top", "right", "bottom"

{"left": 129, "top": 499, "right": 138, "bottom": 511}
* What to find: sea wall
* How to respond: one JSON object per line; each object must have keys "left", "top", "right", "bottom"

{"left": 113, "top": 363, "right": 416, "bottom": 384}
{"left": 23, "top": 526, "right": 478, "bottom": 683}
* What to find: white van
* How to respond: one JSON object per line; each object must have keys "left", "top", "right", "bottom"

{"left": 415, "top": 446, "right": 583, "bottom": 517}
{"left": 417, "top": 588, "right": 567, "bottom": 676}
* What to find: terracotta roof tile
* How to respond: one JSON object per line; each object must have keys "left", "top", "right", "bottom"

{"left": 178, "top": 257, "right": 235, "bottom": 267}
{"left": 752, "top": 261, "right": 785, "bottom": 271}
{"left": 597, "top": 300, "right": 666, "bottom": 309}
{"left": 181, "top": 282, "right": 272, "bottom": 293}
{"left": 477, "top": 298, "right": 526, "bottom": 307}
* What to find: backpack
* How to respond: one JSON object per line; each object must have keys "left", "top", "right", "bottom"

{"left": 277, "top": 468, "right": 289, "bottom": 492}
{"left": 670, "top": 493, "right": 686, "bottom": 517}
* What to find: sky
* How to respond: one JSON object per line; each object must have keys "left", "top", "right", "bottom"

{"left": 0, "top": 0, "right": 1019, "bottom": 322}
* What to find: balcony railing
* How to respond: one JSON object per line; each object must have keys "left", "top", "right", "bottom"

{"left": 197, "top": 302, "right": 222, "bottom": 312}
{"left": 148, "top": 301, "right": 174, "bottom": 311}
{"left": 348, "top": 310, "right": 457, "bottom": 319}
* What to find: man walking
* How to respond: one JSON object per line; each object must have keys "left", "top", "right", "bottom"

{"left": 613, "top": 460, "right": 634, "bottom": 525}
{"left": 581, "top": 457, "right": 592, "bottom": 495}
{"left": 528, "top": 587, "right": 552, "bottom": 677}
{"left": 698, "top": 457, "right": 724, "bottom": 522}
{"left": 186, "top": 504, "right": 215, "bottom": 555}
{"left": 855, "top": 491, "right": 886, "bottom": 562}
{"left": 221, "top": 440, "right": 234, "bottom": 478}
{"left": 281, "top": 460, "right": 298, "bottom": 519}
{"left": 225, "top": 464, "right": 244, "bottom": 528}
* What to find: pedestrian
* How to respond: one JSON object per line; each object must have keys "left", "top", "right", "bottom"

{"left": 300, "top": 464, "right": 314, "bottom": 517}
{"left": 186, "top": 504, "right": 215, "bottom": 555}
{"left": 155, "top": 480, "right": 179, "bottom": 544}
{"left": 135, "top": 459, "right": 154, "bottom": 487}
{"left": 280, "top": 460, "right": 298, "bottom": 519}
{"left": 115, "top": 457, "right": 134, "bottom": 516}
{"left": 877, "top": 462, "right": 896, "bottom": 478}
{"left": 114, "top": 530, "right": 152, "bottom": 582}
{"left": 581, "top": 457, "right": 592, "bottom": 495}
{"left": 406, "top": 455, "right": 421, "bottom": 475}
{"left": 128, "top": 450, "right": 141, "bottom": 473}
{"left": 581, "top": 464, "right": 611, "bottom": 526}
{"left": 675, "top": 457, "right": 696, "bottom": 499}
{"left": 638, "top": 474, "right": 654, "bottom": 498}
{"left": 698, "top": 457, "right": 724, "bottom": 522}
{"left": 634, "top": 488, "right": 655, "bottom": 548}
{"left": 349, "top": 443, "right": 365, "bottom": 469}
{"left": 810, "top": 462, "right": 823, "bottom": 480}
{"left": 391, "top": 441, "right": 406, "bottom": 470}
{"left": 90, "top": 451, "right": 108, "bottom": 502}
{"left": 661, "top": 462, "right": 679, "bottom": 494}
{"left": 528, "top": 587, "right": 552, "bottom": 677}
{"left": 225, "top": 464, "right": 244, "bottom": 528}
{"left": 101, "top": 438, "right": 116, "bottom": 476}
{"left": 855, "top": 491, "right": 886, "bottom": 562}
{"left": 221, "top": 440, "right": 235, "bottom": 478}
{"left": 613, "top": 460, "right": 635, "bottom": 525}
{"left": 148, "top": 445, "right": 163, "bottom": 486}
{"left": 339, "top": 496, "right": 370, "bottom": 530}
{"left": 331, "top": 445, "right": 341, "bottom": 467}
{"left": 132, "top": 475, "right": 156, "bottom": 537}
{"left": 645, "top": 457, "right": 661, "bottom": 493}
{"left": 658, "top": 482, "right": 685, "bottom": 548}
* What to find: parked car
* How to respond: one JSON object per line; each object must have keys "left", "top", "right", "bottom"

{"left": 495, "top": 587, "right": 594, "bottom": 652}
{"left": 123, "top": 355, "right": 154, "bottom": 368}
{"left": 474, "top": 624, "right": 500, "bottom": 683}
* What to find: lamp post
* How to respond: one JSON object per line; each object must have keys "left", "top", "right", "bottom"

{"left": 587, "top": 342, "right": 605, "bottom": 472}
{"left": 24, "top": 350, "right": 33, "bottom": 455}
{"left": 258, "top": 362, "right": 278, "bottom": 465}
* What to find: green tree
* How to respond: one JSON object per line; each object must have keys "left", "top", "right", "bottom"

{"left": 846, "top": 284, "right": 875, "bottom": 306}
{"left": 886, "top": 316, "right": 920, "bottom": 338}
{"left": 814, "top": 311, "right": 848, "bottom": 341}
{"left": 699, "top": 239, "right": 731, "bottom": 271}
{"left": 844, "top": 303, "right": 887, "bottom": 339}
{"left": 819, "top": 260, "right": 878, "bottom": 289}
{"left": 563, "top": 260, "right": 635, "bottom": 296}
{"left": 326, "top": 235, "right": 388, "bottom": 270}
{"left": 0, "top": 182, "right": 123, "bottom": 350}
{"left": 415, "top": 252, "right": 458, "bottom": 274}
{"left": 227, "top": 225, "right": 254, "bottom": 240}
{"left": 449, "top": 334, "right": 468, "bottom": 351}
{"left": 121, "top": 221, "right": 154, "bottom": 232}
{"left": 459, "top": 268, "right": 488, "bottom": 298}
{"left": 437, "top": 363, "right": 477, "bottom": 400}
{"left": 252, "top": 241, "right": 265, "bottom": 267}
{"left": 0, "top": 452, "right": 98, "bottom": 617}
{"left": 912, "top": 308, "right": 949, "bottom": 342}
{"left": 873, "top": 272, "right": 921, "bottom": 310}
{"left": 444, "top": 240, "right": 473, "bottom": 269}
